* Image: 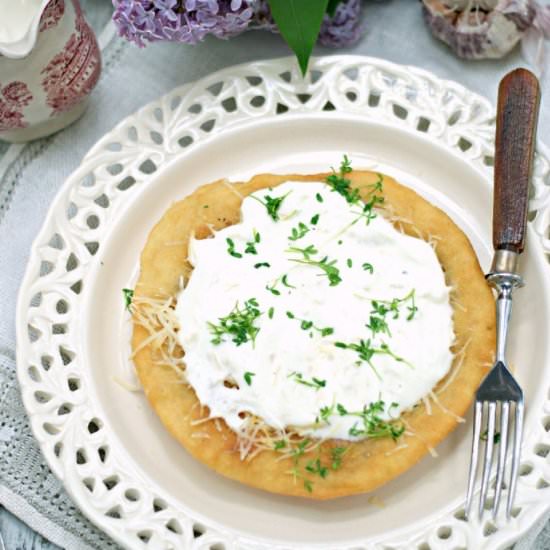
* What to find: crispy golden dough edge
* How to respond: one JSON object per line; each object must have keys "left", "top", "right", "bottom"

{"left": 131, "top": 171, "right": 496, "bottom": 499}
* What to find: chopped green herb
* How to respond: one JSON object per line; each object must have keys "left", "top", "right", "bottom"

{"left": 288, "top": 222, "right": 309, "bottom": 241}
{"left": 292, "top": 255, "right": 342, "bottom": 286}
{"left": 366, "top": 315, "right": 391, "bottom": 338}
{"left": 244, "top": 371, "right": 255, "bottom": 385}
{"left": 319, "top": 404, "right": 335, "bottom": 424}
{"left": 287, "top": 244, "right": 318, "bottom": 260}
{"left": 273, "top": 439, "right": 286, "bottom": 450}
{"left": 303, "top": 479, "right": 314, "bottom": 493}
{"left": 202, "top": 204, "right": 209, "bottom": 209}
{"left": 310, "top": 213, "right": 320, "bottom": 225}
{"left": 208, "top": 298, "right": 261, "bottom": 346}
{"left": 337, "top": 403, "right": 348, "bottom": 416}
{"left": 122, "top": 288, "right": 134, "bottom": 311}
{"left": 346, "top": 258, "right": 353, "bottom": 268}
{"left": 335, "top": 338, "right": 412, "bottom": 373}
{"left": 253, "top": 192, "right": 290, "bottom": 221}
{"left": 370, "top": 289, "right": 417, "bottom": 321}
{"left": 345, "top": 401, "right": 404, "bottom": 440}
{"left": 316, "top": 193, "right": 323, "bottom": 203}
{"left": 369, "top": 173, "right": 384, "bottom": 194}
{"left": 226, "top": 238, "right": 242, "bottom": 258}
{"left": 281, "top": 274, "right": 296, "bottom": 288}
{"left": 378, "top": 343, "right": 414, "bottom": 368}
{"left": 338, "top": 240, "right": 343, "bottom": 245}
{"left": 289, "top": 372, "right": 326, "bottom": 390}
{"left": 330, "top": 446, "right": 348, "bottom": 470}
{"left": 362, "top": 262, "right": 374, "bottom": 273}
{"left": 325, "top": 155, "right": 360, "bottom": 204}
{"left": 244, "top": 230, "right": 261, "bottom": 254}
{"left": 340, "top": 154, "right": 352, "bottom": 174}
{"left": 266, "top": 284, "right": 280, "bottom": 296}
{"left": 305, "top": 458, "right": 328, "bottom": 479}
{"left": 480, "top": 430, "right": 501, "bottom": 444}
{"left": 254, "top": 262, "right": 271, "bottom": 269}
{"left": 268, "top": 307, "right": 274, "bottom": 319}
{"left": 286, "top": 311, "right": 333, "bottom": 337}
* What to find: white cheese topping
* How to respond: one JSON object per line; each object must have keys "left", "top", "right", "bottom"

{"left": 175, "top": 180, "right": 455, "bottom": 441}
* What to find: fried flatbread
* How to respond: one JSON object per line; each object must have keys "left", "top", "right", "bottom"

{"left": 131, "top": 171, "right": 495, "bottom": 499}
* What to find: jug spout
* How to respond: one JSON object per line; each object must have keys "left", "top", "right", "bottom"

{"left": 0, "top": 0, "right": 52, "bottom": 58}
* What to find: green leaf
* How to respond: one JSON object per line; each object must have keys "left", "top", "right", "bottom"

{"left": 267, "top": 0, "right": 329, "bottom": 76}
{"left": 326, "top": 0, "right": 342, "bottom": 17}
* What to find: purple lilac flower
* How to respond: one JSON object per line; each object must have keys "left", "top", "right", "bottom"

{"left": 112, "top": 0, "right": 256, "bottom": 46}
{"left": 318, "top": 0, "right": 364, "bottom": 48}
{"left": 112, "top": 0, "right": 364, "bottom": 48}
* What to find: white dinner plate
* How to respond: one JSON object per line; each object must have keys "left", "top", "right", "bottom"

{"left": 16, "top": 56, "right": 550, "bottom": 549}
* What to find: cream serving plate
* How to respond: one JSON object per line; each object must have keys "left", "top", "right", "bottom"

{"left": 16, "top": 56, "right": 550, "bottom": 549}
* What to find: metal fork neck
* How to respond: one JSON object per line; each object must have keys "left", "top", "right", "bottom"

{"left": 486, "top": 250, "right": 523, "bottom": 364}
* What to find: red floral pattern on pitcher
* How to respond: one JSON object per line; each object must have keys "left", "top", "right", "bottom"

{"left": 39, "top": 0, "right": 65, "bottom": 32}
{"left": 0, "top": 81, "right": 33, "bottom": 131}
{"left": 40, "top": 1, "right": 101, "bottom": 116}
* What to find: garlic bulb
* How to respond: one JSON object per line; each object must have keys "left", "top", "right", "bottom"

{"left": 422, "top": 0, "right": 536, "bottom": 59}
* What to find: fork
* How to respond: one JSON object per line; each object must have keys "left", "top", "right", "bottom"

{"left": 465, "top": 68, "right": 540, "bottom": 521}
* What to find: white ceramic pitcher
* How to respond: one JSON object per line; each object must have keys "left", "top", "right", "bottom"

{"left": 0, "top": 0, "right": 101, "bottom": 142}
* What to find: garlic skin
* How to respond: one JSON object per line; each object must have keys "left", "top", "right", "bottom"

{"left": 422, "top": 0, "right": 536, "bottom": 59}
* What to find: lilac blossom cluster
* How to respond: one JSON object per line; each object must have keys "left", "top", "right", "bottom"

{"left": 112, "top": 0, "right": 364, "bottom": 48}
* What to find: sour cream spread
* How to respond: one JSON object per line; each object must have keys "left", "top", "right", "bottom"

{"left": 175, "top": 180, "right": 454, "bottom": 440}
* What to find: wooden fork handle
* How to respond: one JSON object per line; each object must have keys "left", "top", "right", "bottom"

{"left": 493, "top": 68, "right": 540, "bottom": 254}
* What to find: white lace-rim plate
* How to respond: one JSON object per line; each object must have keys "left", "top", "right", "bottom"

{"left": 16, "top": 56, "right": 550, "bottom": 550}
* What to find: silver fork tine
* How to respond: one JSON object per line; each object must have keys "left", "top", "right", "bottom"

{"left": 465, "top": 400, "right": 483, "bottom": 518}
{"left": 478, "top": 401, "right": 497, "bottom": 519}
{"left": 492, "top": 401, "right": 510, "bottom": 518}
{"left": 507, "top": 402, "right": 524, "bottom": 518}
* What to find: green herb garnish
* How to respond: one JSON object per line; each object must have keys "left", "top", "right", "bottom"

{"left": 318, "top": 404, "right": 335, "bottom": 424}
{"left": 289, "top": 371, "right": 326, "bottom": 390}
{"left": 273, "top": 439, "right": 286, "bottom": 450}
{"left": 346, "top": 258, "right": 352, "bottom": 268}
{"left": 288, "top": 222, "right": 309, "bottom": 241}
{"left": 286, "top": 311, "right": 333, "bottom": 337}
{"left": 244, "top": 371, "right": 255, "bottom": 385}
{"left": 370, "top": 289, "right": 418, "bottom": 321}
{"left": 292, "top": 255, "right": 342, "bottom": 286}
{"left": 281, "top": 274, "right": 296, "bottom": 288}
{"left": 335, "top": 338, "right": 412, "bottom": 373}
{"left": 254, "top": 262, "right": 270, "bottom": 269}
{"left": 208, "top": 298, "right": 261, "bottom": 346}
{"left": 345, "top": 401, "right": 404, "bottom": 440}
{"left": 480, "top": 430, "right": 501, "bottom": 444}
{"left": 253, "top": 192, "right": 290, "bottom": 221}
{"left": 305, "top": 458, "right": 328, "bottom": 479}
{"left": 266, "top": 284, "right": 280, "bottom": 296}
{"left": 287, "top": 244, "right": 318, "bottom": 260}
{"left": 362, "top": 262, "right": 374, "bottom": 273}
{"left": 122, "top": 288, "right": 134, "bottom": 311}
{"left": 325, "top": 155, "right": 360, "bottom": 204}
{"left": 244, "top": 229, "right": 261, "bottom": 254}
{"left": 226, "top": 238, "right": 242, "bottom": 258}
{"left": 288, "top": 438, "right": 315, "bottom": 493}
{"left": 330, "top": 447, "right": 348, "bottom": 470}
{"left": 268, "top": 306, "right": 275, "bottom": 319}
{"left": 366, "top": 315, "right": 391, "bottom": 338}
{"left": 310, "top": 213, "right": 320, "bottom": 225}
{"left": 316, "top": 193, "right": 323, "bottom": 203}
